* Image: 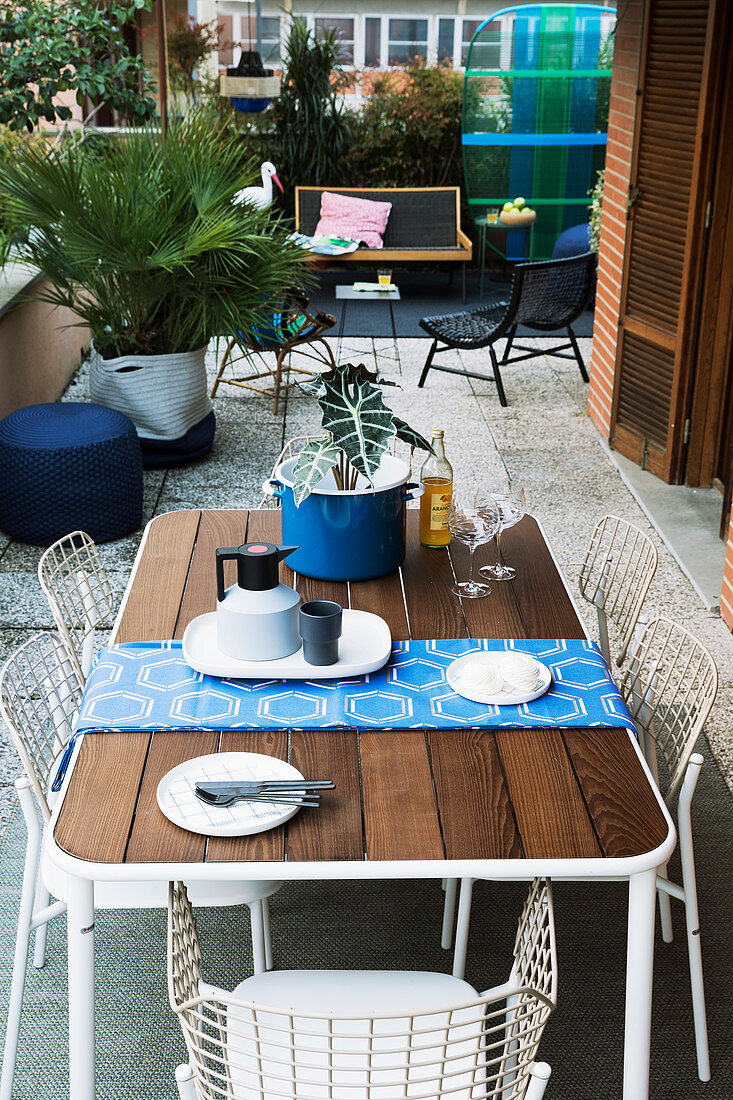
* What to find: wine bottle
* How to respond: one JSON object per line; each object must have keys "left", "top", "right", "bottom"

{"left": 419, "top": 430, "right": 453, "bottom": 547}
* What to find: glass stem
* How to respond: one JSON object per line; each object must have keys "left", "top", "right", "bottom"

{"left": 468, "top": 546, "right": 476, "bottom": 587}
{"left": 495, "top": 529, "right": 503, "bottom": 570}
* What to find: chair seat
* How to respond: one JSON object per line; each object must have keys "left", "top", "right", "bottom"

{"left": 419, "top": 302, "right": 508, "bottom": 348}
{"left": 232, "top": 968, "right": 479, "bottom": 1014}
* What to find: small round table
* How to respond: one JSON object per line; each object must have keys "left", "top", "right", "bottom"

{"left": 335, "top": 284, "right": 401, "bottom": 371}
{"left": 475, "top": 215, "right": 537, "bottom": 296}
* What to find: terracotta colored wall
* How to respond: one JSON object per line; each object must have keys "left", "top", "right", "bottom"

{"left": 722, "top": 510, "right": 733, "bottom": 629}
{"left": 0, "top": 280, "right": 89, "bottom": 419}
{"left": 587, "top": 1, "right": 644, "bottom": 435}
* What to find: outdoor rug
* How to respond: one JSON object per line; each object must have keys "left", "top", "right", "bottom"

{"left": 309, "top": 269, "right": 596, "bottom": 339}
{"left": 1, "top": 738, "right": 731, "bottom": 1100}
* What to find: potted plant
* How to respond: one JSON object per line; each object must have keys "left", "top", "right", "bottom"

{"left": 0, "top": 113, "right": 304, "bottom": 464}
{"left": 265, "top": 362, "right": 433, "bottom": 581}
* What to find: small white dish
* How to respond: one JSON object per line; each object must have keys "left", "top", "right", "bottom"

{"left": 447, "top": 651, "right": 552, "bottom": 706}
{"left": 182, "top": 608, "right": 391, "bottom": 680}
{"left": 157, "top": 751, "right": 306, "bottom": 837}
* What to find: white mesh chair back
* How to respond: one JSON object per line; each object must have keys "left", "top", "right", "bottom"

{"left": 169, "top": 879, "right": 556, "bottom": 1100}
{"left": 619, "top": 616, "right": 717, "bottom": 803}
{"left": 0, "top": 632, "right": 83, "bottom": 824}
{"left": 579, "top": 515, "right": 658, "bottom": 666}
{"left": 38, "top": 531, "right": 114, "bottom": 679}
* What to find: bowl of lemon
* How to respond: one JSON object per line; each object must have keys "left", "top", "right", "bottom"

{"left": 499, "top": 197, "right": 537, "bottom": 227}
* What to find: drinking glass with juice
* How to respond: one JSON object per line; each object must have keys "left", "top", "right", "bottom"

{"left": 419, "top": 430, "right": 453, "bottom": 547}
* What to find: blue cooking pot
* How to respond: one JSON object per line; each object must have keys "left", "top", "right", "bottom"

{"left": 264, "top": 455, "right": 423, "bottom": 581}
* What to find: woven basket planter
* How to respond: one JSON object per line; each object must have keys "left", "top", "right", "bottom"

{"left": 89, "top": 345, "right": 212, "bottom": 442}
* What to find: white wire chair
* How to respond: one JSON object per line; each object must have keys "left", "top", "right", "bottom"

{"left": 618, "top": 615, "right": 718, "bottom": 1081}
{"left": 0, "top": 633, "right": 283, "bottom": 1100}
{"left": 38, "top": 530, "right": 115, "bottom": 680}
{"left": 169, "top": 878, "right": 557, "bottom": 1100}
{"left": 578, "top": 515, "right": 658, "bottom": 667}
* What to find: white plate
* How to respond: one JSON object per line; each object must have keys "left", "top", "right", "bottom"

{"left": 157, "top": 752, "right": 306, "bottom": 837}
{"left": 182, "top": 609, "right": 392, "bottom": 680}
{"left": 446, "top": 652, "right": 552, "bottom": 706}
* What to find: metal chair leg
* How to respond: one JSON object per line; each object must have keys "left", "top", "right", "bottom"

{"left": 567, "top": 325, "right": 590, "bottom": 382}
{"left": 441, "top": 878, "right": 457, "bottom": 949}
{"left": 273, "top": 349, "right": 287, "bottom": 415}
{"left": 418, "top": 340, "right": 439, "bottom": 388}
{"left": 490, "top": 345, "right": 508, "bottom": 407}
{"left": 501, "top": 325, "right": 518, "bottom": 364}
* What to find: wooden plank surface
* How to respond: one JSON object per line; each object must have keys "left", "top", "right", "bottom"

{"left": 287, "top": 730, "right": 363, "bottom": 861}
{"left": 126, "top": 730, "right": 218, "bottom": 863}
{"left": 208, "top": 730, "right": 288, "bottom": 863}
{"left": 174, "top": 510, "right": 248, "bottom": 637}
{"left": 359, "top": 731, "right": 444, "bottom": 861}
{"left": 401, "top": 515, "right": 467, "bottom": 639}
{"left": 54, "top": 732, "right": 151, "bottom": 862}
{"left": 115, "top": 511, "right": 200, "bottom": 643}
{"left": 428, "top": 730, "right": 522, "bottom": 859}
{"left": 447, "top": 539, "right": 527, "bottom": 639}
{"left": 500, "top": 517, "right": 586, "bottom": 639}
{"left": 350, "top": 570, "right": 409, "bottom": 640}
{"left": 495, "top": 728, "right": 602, "bottom": 859}
{"left": 562, "top": 729, "right": 670, "bottom": 858}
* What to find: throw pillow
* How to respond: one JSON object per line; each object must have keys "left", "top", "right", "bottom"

{"left": 314, "top": 191, "right": 392, "bottom": 249}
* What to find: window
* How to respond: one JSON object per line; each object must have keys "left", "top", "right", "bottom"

{"left": 315, "top": 17, "right": 355, "bottom": 64}
{"left": 462, "top": 19, "right": 495, "bottom": 68}
{"left": 437, "top": 18, "right": 455, "bottom": 63}
{"left": 364, "top": 16, "right": 381, "bottom": 67}
{"left": 234, "top": 14, "right": 281, "bottom": 67}
{"left": 387, "top": 18, "right": 427, "bottom": 65}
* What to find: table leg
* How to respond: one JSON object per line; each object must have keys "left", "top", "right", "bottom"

{"left": 479, "top": 225, "right": 486, "bottom": 298}
{"left": 388, "top": 300, "right": 400, "bottom": 373}
{"left": 623, "top": 868, "right": 656, "bottom": 1100}
{"left": 337, "top": 300, "right": 347, "bottom": 363}
{"left": 67, "top": 875, "right": 96, "bottom": 1100}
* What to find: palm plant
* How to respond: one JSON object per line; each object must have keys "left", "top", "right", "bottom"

{"left": 0, "top": 113, "right": 305, "bottom": 358}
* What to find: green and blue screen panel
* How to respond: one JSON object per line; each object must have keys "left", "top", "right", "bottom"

{"left": 462, "top": 4, "right": 614, "bottom": 260}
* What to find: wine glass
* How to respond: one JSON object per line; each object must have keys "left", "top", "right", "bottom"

{"left": 480, "top": 481, "right": 526, "bottom": 581}
{"left": 447, "top": 493, "right": 500, "bottom": 598}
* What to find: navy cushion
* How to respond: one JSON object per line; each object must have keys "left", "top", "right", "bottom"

{"left": 140, "top": 410, "right": 216, "bottom": 468}
{"left": 552, "top": 224, "right": 592, "bottom": 259}
{"left": 0, "top": 402, "right": 143, "bottom": 545}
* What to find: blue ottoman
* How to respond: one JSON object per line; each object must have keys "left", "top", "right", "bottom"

{"left": 0, "top": 403, "right": 143, "bottom": 545}
{"left": 552, "top": 223, "right": 592, "bottom": 259}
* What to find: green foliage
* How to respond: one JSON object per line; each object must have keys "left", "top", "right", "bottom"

{"left": 0, "top": 113, "right": 306, "bottom": 357}
{"left": 0, "top": 0, "right": 156, "bottom": 132}
{"left": 268, "top": 21, "right": 351, "bottom": 214}
{"left": 588, "top": 168, "right": 604, "bottom": 253}
{"left": 344, "top": 62, "right": 464, "bottom": 187}
{"left": 167, "top": 15, "right": 221, "bottom": 102}
{"left": 294, "top": 363, "right": 432, "bottom": 503}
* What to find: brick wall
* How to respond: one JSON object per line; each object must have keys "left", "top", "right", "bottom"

{"left": 587, "top": 1, "right": 644, "bottom": 435}
{"left": 722, "top": 512, "right": 733, "bottom": 629}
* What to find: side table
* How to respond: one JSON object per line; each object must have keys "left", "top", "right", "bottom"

{"left": 335, "top": 285, "right": 401, "bottom": 372}
{"left": 475, "top": 216, "right": 537, "bottom": 296}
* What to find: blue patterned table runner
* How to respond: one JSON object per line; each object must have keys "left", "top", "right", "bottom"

{"left": 75, "top": 639, "right": 634, "bottom": 732}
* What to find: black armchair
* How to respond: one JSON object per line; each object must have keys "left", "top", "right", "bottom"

{"left": 417, "top": 251, "right": 596, "bottom": 406}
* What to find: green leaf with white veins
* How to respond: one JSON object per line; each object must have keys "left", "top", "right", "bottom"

{"left": 293, "top": 438, "right": 342, "bottom": 507}
{"left": 318, "top": 370, "right": 396, "bottom": 481}
{"left": 392, "top": 417, "right": 434, "bottom": 455}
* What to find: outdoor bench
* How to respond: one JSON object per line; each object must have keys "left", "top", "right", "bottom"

{"left": 294, "top": 186, "right": 473, "bottom": 302}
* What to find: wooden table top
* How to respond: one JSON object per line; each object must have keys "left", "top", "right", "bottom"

{"left": 54, "top": 509, "right": 670, "bottom": 870}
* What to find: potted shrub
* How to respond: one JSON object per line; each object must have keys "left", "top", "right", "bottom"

{"left": 0, "top": 114, "right": 304, "bottom": 464}
{"left": 265, "top": 362, "right": 433, "bottom": 581}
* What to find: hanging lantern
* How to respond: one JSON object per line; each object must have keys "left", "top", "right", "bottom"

{"left": 219, "top": 2, "right": 280, "bottom": 113}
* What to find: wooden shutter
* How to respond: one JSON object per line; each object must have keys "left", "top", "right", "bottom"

{"left": 610, "top": 0, "right": 714, "bottom": 481}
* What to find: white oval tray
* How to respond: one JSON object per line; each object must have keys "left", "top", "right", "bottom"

{"left": 182, "top": 609, "right": 392, "bottom": 680}
{"left": 447, "top": 652, "right": 552, "bottom": 705}
{"left": 157, "top": 752, "right": 305, "bottom": 836}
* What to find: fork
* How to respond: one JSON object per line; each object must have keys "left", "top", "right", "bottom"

{"left": 195, "top": 787, "right": 322, "bottom": 809}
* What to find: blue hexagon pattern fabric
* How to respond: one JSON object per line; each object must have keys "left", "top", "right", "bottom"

{"left": 74, "top": 639, "right": 634, "bottom": 733}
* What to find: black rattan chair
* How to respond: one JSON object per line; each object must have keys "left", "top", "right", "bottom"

{"left": 418, "top": 252, "right": 596, "bottom": 406}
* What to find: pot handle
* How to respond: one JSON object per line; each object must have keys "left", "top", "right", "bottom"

{"left": 262, "top": 477, "right": 284, "bottom": 501}
{"left": 401, "top": 482, "right": 425, "bottom": 502}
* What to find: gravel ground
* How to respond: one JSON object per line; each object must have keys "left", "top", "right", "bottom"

{"left": 1, "top": 334, "right": 731, "bottom": 835}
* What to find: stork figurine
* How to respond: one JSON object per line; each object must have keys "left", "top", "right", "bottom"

{"left": 234, "top": 161, "right": 284, "bottom": 210}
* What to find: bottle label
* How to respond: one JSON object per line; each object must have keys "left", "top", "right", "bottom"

{"left": 430, "top": 491, "right": 451, "bottom": 531}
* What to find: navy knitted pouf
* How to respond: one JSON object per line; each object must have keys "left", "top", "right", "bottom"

{"left": 0, "top": 403, "right": 143, "bottom": 545}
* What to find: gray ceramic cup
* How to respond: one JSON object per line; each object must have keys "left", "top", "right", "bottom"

{"left": 299, "top": 600, "right": 343, "bottom": 665}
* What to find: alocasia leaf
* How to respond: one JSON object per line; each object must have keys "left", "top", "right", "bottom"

{"left": 298, "top": 375, "right": 326, "bottom": 398}
{"left": 392, "top": 417, "right": 434, "bottom": 455}
{"left": 318, "top": 366, "right": 396, "bottom": 481}
{"left": 292, "top": 438, "right": 342, "bottom": 507}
